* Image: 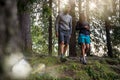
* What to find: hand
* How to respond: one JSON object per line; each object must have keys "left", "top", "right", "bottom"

{"left": 69, "top": 35, "right": 71, "bottom": 38}
{"left": 84, "top": 26, "right": 89, "bottom": 30}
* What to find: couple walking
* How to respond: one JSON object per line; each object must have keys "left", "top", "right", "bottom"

{"left": 55, "top": 5, "right": 90, "bottom": 64}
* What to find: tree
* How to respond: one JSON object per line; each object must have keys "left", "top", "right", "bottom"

{"left": 69, "top": 0, "right": 77, "bottom": 57}
{"left": 86, "top": 0, "right": 91, "bottom": 56}
{"left": 104, "top": 5, "right": 113, "bottom": 57}
{"left": 0, "top": 0, "right": 22, "bottom": 78}
{"left": 105, "top": 20, "right": 113, "bottom": 57}
{"left": 17, "top": 0, "right": 32, "bottom": 53}
{"left": 58, "top": 0, "right": 60, "bottom": 55}
{"left": 48, "top": 0, "right": 52, "bottom": 55}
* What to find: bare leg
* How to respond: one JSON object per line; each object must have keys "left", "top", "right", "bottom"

{"left": 81, "top": 43, "right": 86, "bottom": 57}
{"left": 81, "top": 43, "right": 87, "bottom": 64}
{"left": 60, "top": 42, "right": 68, "bottom": 62}
{"left": 85, "top": 44, "right": 90, "bottom": 55}
{"left": 60, "top": 41, "right": 65, "bottom": 55}
{"left": 63, "top": 44, "right": 69, "bottom": 55}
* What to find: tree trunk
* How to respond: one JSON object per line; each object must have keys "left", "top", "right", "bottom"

{"left": 69, "top": 0, "right": 77, "bottom": 57}
{"left": 86, "top": 0, "right": 89, "bottom": 21}
{"left": 19, "top": 12, "right": 32, "bottom": 53}
{"left": 79, "top": 0, "right": 82, "bottom": 16}
{"left": 104, "top": 5, "right": 113, "bottom": 58}
{"left": 119, "top": 0, "right": 120, "bottom": 19}
{"left": 86, "top": 0, "right": 91, "bottom": 56}
{"left": 58, "top": 0, "right": 60, "bottom": 55}
{"left": 0, "top": 0, "right": 22, "bottom": 78}
{"left": 105, "top": 21, "right": 113, "bottom": 57}
{"left": 48, "top": 0, "right": 52, "bottom": 55}
{"left": 18, "top": 0, "right": 32, "bottom": 53}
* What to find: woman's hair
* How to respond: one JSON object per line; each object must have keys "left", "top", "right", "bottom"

{"left": 79, "top": 12, "right": 86, "bottom": 22}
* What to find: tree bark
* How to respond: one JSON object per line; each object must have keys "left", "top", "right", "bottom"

{"left": 69, "top": 0, "right": 77, "bottom": 57}
{"left": 105, "top": 21, "right": 113, "bottom": 57}
{"left": 58, "top": 0, "right": 60, "bottom": 55}
{"left": 104, "top": 5, "right": 113, "bottom": 58}
{"left": 18, "top": 0, "right": 32, "bottom": 53}
{"left": 48, "top": 0, "right": 52, "bottom": 55}
{"left": 18, "top": 12, "right": 32, "bottom": 53}
{"left": 0, "top": 0, "right": 22, "bottom": 78}
{"left": 86, "top": 0, "right": 91, "bottom": 56}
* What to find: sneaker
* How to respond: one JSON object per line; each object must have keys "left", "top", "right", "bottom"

{"left": 80, "top": 57, "right": 83, "bottom": 63}
{"left": 83, "top": 62, "right": 87, "bottom": 65}
{"left": 80, "top": 57, "right": 86, "bottom": 64}
{"left": 83, "top": 56, "right": 87, "bottom": 65}
{"left": 60, "top": 54, "right": 67, "bottom": 62}
{"left": 80, "top": 56, "right": 87, "bottom": 65}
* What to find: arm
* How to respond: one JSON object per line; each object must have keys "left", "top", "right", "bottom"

{"left": 69, "top": 17, "right": 72, "bottom": 35}
{"left": 84, "top": 26, "right": 90, "bottom": 30}
{"left": 55, "top": 15, "right": 60, "bottom": 37}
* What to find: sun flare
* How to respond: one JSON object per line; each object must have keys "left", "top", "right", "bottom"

{"left": 89, "top": 2, "right": 96, "bottom": 10}
{"left": 60, "top": 0, "right": 69, "bottom": 9}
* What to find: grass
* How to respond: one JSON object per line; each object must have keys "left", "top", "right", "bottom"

{"left": 27, "top": 55, "right": 120, "bottom": 80}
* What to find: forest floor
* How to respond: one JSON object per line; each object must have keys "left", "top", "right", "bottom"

{"left": 27, "top": 54, "right": 120, "bottom": 80}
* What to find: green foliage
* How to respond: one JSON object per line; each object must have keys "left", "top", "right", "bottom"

{"left": 68, "top": 63, "right": 80, "bottom": 71}
{"left": 59, "top": 77, "right": 73, "bottom": 80}
{"left": 105, "top": 58, "right": 120, "bottom": 65}
{"left": 29, "top": 56, "right": 59, "bottom": 66}
{"left": 29, "top": 73, "right": 74, "bottom": 80}
{"left": 42, "top": 4, "right": 52, "bottom": 19}
{"left": 85, "top": 61, "right": 119, "bottom": 80}
{"left": 75, "top": 71, "right": 90, "bottom": 80}
{"left": 112, "top": 27, "right": 120, "bottom": 45}
{"left": 30, "top": 0, "right": 56, "bottom": 55}
{"left": 31, "top": 25, "right": 48, "bottom": 54}
{"left": 28, "top": 73, "right": 55, "bottom": 80}
{"left": 17, "top": 0, "right": 41, "bottom": 12}
{"left": 112, "top": 48, "right": 120, "bottom": 58}
{"left": 28, "top": 56, "right": 120, "bottom": 80}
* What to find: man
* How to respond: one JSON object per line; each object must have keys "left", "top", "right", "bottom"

{"left": 55, "top": 5, "right": 72, "bottom": 62}
{"left": 76, "top": 13, "right": 90, "bottom": 64}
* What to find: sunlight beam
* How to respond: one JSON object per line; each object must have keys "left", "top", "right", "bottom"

{"left": 89, "top": 2, "right": 96, "bottom": 10}
{"left": 60, "top": 0, "right": 69, "bottom": 9}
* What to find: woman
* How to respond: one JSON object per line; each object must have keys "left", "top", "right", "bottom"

{"left": 76, "top": 13, "right": 90, "bottom": 64}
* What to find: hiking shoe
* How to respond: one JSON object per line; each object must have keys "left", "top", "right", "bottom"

{"left": 83, "top": 57, "right": 87, "bottom": 65}
{"left": 80, "top": 57, "right": 83, "bottom": 63}
{"left": 80, "top": 57, "right": 87, "bottom": 65}
{"left": 83, "top": 62, "right": 87, "bottom": 65}
{"left": 60, "top": 56, "right": 67, "bottom": 62}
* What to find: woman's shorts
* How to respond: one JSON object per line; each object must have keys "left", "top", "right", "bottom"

{"left": 78, "top": 33, "right": 90, "bottom": 44}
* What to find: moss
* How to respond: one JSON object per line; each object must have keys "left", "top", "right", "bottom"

{"left": 111, "top": 65, "right": 120, "bottom": 74}
{"left": 58, "top": 76, "right": 73, "bottom": 80}
{"left": 99, "top": 59, "right": 107, "bottom": 64}
{"left": 84, "top": 61, "right": 119, "bottom": 80}
{"left": 28, "top": 56, "right": 120, "bottom": 80}
{"left": 29, "top": 56, "right": 59, "bottom": 66}
{"left": 75, "top": 71, "right": 90, "bottom": 80}
{"left": 28, "top": 73, "right": 56, "bottom": 80}
{"left": 105, "top": 58, "right": 119, "bottom": 65}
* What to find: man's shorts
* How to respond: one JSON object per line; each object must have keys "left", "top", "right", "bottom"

{"left": 78, "top": 33, "right": 90, "bottom": 44}
{"left": 59, "top": 30, "right": 70, "bottom": 44}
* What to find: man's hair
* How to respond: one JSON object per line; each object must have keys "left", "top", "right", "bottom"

{"left": 63, "top": 4, "right": 71, "bottom": 11}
